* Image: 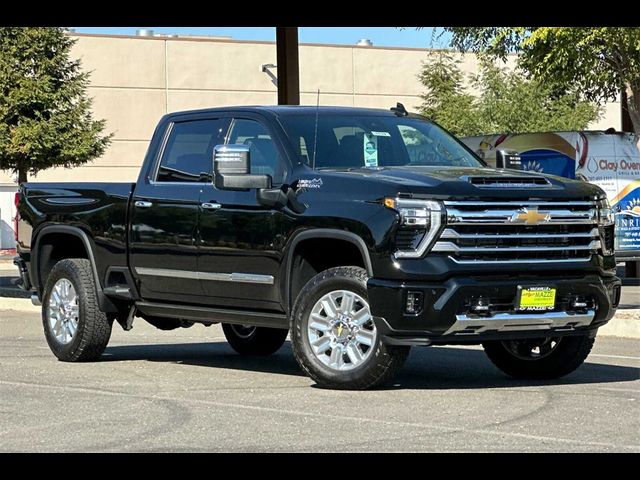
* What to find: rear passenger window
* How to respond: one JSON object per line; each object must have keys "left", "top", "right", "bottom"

{"left": 156, "top": 119, "right": 226, "bottom": 183}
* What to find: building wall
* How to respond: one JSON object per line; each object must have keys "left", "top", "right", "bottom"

{"left": 0, "top": 33, "right": 623, "bottom": 247}
{"left": 0, "top": 33, "right": 622, "bottom": 187}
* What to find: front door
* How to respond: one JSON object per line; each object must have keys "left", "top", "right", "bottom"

{"left": 198, "top": 117, "right": 290, "bottom": 310}
{"left": 129, "top": 117, "right": 228, "bottom": 303}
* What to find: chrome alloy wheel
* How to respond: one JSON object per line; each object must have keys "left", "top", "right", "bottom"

{"left": 229, "top": 324, "right": 257, "bottom": 339}
{"left": 47, "top": 278, "right": 79, "bottom": 345}
{"left": 307, "top": 290, "right": 377, "bottom": 371}
{"left": 502, "top": 337, "right": 563, "bottom": 361}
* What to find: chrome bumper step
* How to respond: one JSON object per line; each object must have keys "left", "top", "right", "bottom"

{"left": 445, "top": 310, "right": 595, "bottom": 335}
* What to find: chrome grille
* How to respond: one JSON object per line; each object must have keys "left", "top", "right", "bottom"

{"left": 433, "top": 200, "right": 601, "bottom": 264}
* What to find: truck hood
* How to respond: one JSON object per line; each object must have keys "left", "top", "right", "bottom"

{"left": 315, "top": 166, "right": 603, "bottom": 199}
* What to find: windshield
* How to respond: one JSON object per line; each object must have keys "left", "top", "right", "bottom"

{"left": 279, "top": 114, "right": 483, "bottom": 169}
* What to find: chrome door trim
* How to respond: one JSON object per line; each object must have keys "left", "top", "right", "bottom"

{"left": 135, "top": 267, "right": 274, "bottom": 285}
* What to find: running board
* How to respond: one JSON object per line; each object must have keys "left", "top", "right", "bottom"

{"left": 134, "top": 301, "right": 288, "bottom": 329}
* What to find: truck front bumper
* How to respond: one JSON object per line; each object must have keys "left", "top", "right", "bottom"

{"left": 367, "top": 274, "right": 621, "bottom": 346}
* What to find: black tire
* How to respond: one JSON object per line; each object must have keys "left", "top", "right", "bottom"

{"left": 290, "top": 266, "right": 410, "bottom": 390}
{"left": 483, "top": 335, "right": 595, "bottom": 380}
{"left": 222, "top": 324, "right": 288, "bottom": 356}
{"left": 42, "top": 258, "right": 112, "bottom": 362}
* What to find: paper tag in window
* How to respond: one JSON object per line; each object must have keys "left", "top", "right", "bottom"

{"left": 364, "top": 133, "right": 378, "bottom": 167}
{"left": 371, "top": 131, "right": 391, "bottom": 137}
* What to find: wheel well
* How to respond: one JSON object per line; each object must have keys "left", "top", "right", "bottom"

{"left": 289, "top": 237, "right": 367, "bottom": 310}
{"left": 37, "top": 233, "right": 89, "bottom": 290}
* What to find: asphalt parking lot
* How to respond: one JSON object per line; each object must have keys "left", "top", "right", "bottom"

{"left": 0, "top": 300, "right": 638, "bottom": 452}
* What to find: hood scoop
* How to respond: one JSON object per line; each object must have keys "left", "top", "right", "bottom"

{"left": 467, "top": 176, "right": 551, "bottom": 188}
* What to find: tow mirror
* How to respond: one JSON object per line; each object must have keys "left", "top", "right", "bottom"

{"left": 213, "top": 144, "right": 271, "bottom": 190}
{"left": 496, "top": 149, "right": 522, "bottom": 170}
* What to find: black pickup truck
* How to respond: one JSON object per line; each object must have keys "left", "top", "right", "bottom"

{"left": 14, "top": 105, "right": 621, "bottom": 389}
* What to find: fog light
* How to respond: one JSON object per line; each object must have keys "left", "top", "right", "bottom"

{"left": 612, "top": 286, "right": 621, "bottom": 308}
{"left": 569, "top": 295, "right": 589, "bottom": 311}
{"left": 405, "top": 291, "right": 424, "bottom": 314}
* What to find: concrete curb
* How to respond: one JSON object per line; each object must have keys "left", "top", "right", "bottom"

{"left": 0, "top": 297, "right": 39, "bottom": 312}
{"left": 598, "top": 309, "right": 640, "bottom": 339}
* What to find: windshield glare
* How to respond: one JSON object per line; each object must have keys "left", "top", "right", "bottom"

{"left": 279, "top": 114, "right": 482, "bottom": 169}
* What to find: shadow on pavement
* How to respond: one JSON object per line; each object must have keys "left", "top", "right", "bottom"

{"left": 103, "top": 341, "right": 305, "bottom": 377}
{"left": 102, "top": 340, "right": 639, "bottom": 390}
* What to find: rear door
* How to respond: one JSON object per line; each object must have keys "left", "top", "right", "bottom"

{"left": 129, "top": 117, "right": 229, "bottom": 303}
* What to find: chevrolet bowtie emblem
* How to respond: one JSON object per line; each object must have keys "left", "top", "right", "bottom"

{"left": 512, "top": 208, "right": 550, "bottom": 225}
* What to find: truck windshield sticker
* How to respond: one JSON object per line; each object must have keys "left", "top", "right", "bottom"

{"left": 364, "top": 133, "right": 378, "bottom": 167}
{"left": 371, "top": 131, "right": 391, "bottom": 137}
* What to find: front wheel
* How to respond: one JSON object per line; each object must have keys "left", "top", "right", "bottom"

{"left": 221, "top": 324, "right": 288, "bottom": 356}
{"left": 290, "top": 266, "right": 410, "bottom": 390}
{"left": 482, "top": 335, "right": 595, "bottom": 380}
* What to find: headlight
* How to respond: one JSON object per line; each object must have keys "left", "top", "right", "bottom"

{"left": 596, "top": 197, "right": 615, "bottom": 255}
{"left": 384, "top": 198, "right": 444, "bottom": 258}
{"left": 596, "top": 197, "right": 614, "bottom": 225}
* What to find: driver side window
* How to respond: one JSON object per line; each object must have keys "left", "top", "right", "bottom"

{"left": 227, "top": 119, "right": 286, "bottom": 184}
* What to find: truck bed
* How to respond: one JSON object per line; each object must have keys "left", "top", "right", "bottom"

{"left": 17, "top": 182, "right": 135, "bottom": 290}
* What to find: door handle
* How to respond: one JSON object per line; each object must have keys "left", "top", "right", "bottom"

{"left": 201, "top": 202, "right": 222, "bottom": 210}
{"left": 135, "top": 201, "right": 153, "bottom": 208}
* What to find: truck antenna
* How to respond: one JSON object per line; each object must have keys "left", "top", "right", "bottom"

{"left": 312, "top": 89, "right": 320, "bottom": 170}
{"left": 391, "top": 102, "right": 408, "bottom": 117}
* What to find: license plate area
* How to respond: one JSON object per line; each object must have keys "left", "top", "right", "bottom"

{"left": 516, "top": 286, "right": 556, "bottom": 311}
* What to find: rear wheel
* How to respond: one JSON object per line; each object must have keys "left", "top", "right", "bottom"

{"left": 482, "top": 334, "right": 595, "bottom": 380}
{"left": 222, "top": 323, "right": 288, "bottom": 356}
{"left": 42, "top": 258, "right": 112, "bottom": 362}
{"left": 290, "top": 266, "right": 410, "bottom": 390}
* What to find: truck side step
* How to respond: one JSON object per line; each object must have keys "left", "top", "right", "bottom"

{"left": 135, "top": 301, "right": 288, "bottom": 329}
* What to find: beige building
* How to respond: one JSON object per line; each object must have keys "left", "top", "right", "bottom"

{"left": 0, "top": 32, "right": 624, "bottom": 248}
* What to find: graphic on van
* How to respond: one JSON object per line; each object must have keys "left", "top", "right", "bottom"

{"left": 520, "top": 149, "right": 575, "bottom": 178}
{"left": 522, "top": 160, "right": 544, "bottom": 173}
{"left": 615, "top": 185, "right": 640, "bottom": 252}
{"left": 620, "top": 195, "right": 640, "bottom": 218}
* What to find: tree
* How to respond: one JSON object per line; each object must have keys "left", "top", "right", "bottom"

{"left": 418, "top": 52, "right": 601, "bottom": 137}
{"left": 441, "top": 27, "right": 640, "bottom": 137}
{"left": 0, "top": 27, "right": 111, "bottom": 183}
{"left": 417, "top": 53, "right": 483, "bottom": 136}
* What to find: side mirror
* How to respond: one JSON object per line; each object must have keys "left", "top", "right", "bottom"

{"left": 213, "top": 144, "right": 272, "bottom": 190}
{"left": 496, "top": 149, "right": 522, "bottom": 170}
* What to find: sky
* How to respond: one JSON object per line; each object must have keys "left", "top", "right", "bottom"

{"left": 71, "top": 27, "right": 452, "bottom": 49}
